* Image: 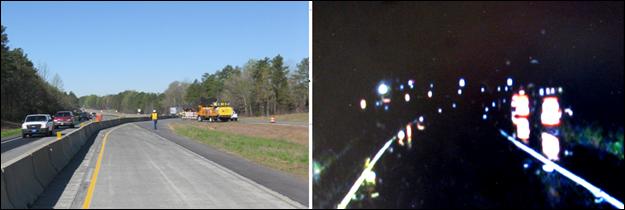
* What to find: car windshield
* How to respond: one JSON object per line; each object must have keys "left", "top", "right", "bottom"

{"left": 25, "top": 116, "right": 48, "bottom": 122}
{"left": 55, "top": 112, "right": 71, "bottom": 117}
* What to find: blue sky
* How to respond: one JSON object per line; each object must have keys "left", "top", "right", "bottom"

{"left": 1, "top": 1, "right": 309, "bottom": 97}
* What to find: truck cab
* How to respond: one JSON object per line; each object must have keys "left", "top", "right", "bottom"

{"left": 22, "top": 114, "right": 54, "bottom": 138}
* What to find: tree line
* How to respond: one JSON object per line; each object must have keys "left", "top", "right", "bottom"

{"left": 1, "top": 25, "right": 80, "bottom": 123}
{"left": 79, "top": 55, "right": 309, "bottom": 117}
{"left": 187, "top": 55, "right": 309, "bottom": 116}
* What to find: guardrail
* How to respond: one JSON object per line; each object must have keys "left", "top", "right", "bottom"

{"left": 0, "top": 116, "right": 159, "bottom": 209}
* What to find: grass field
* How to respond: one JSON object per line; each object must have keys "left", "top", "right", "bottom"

{"left": 1, "top": 128, "right": 21, "bottom": 138}
{"left": 170, "top": 122, "right": 308, "bottom": 179}
{"left": 243, "top": 113, "right": 308, "bottom": 123}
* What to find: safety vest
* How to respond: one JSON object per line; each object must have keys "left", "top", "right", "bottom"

{"left": 151, "top": 113, "right": 158, "bottom": 120}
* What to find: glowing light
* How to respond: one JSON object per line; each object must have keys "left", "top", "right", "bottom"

{"left": 427, "top": 90, "right": 433, "bottom": 98}
{"left": 404, "top": 93, "right": 410, "bottom": 102}
{"left": 383, "top": 98, "right": 391, "bottom": 104}
{"left": 371, "top": 192, "right": 380, "bottom": 199}
{"left": 485, "top": 107, "right": 489, "bottom": 112}
{"left": 459, "top": 78, "right": 466, "bottom": 87}
{"left": 519, "top": 90, "right": 525, "bottom": 95}
{"left": 375, "top": 101, "right": 381, "bottom": 107}
{"left": 457, "top": 89, "right": 462, "bottom": 95}
{"left": 337, "top": 137, "right": 394, "bottom": 209}
{"left": 365, "top": 170, "right": 377, "bottom": 185}
{"left": 558, "top": 87, "right": 563, "bottom": 94}
{"left": 438, "top": 108, "right": 442, "bottom": 114}
{"left": 406, "top": 124, "right": 412, "bottom": 145}
{"left": 523, "top": 163, "right": 529, "bottom": 169}
{"left": 397, "top": 130, "right": 406, "bottom": 146}
{"left": 480, "top": 87, "right": 485, "bottom": 93}
{"left": 497, "top": 86, "right": 501, "bottom": 92}
{"left": 482, "top": 114, "right": 487, "bottom": 120}
{"left": 516, "top": 118, "right": 530, "bottom": 141}
{"left": 539, "top": 88, "right": 545, "bottom": 96}
{"left": 542, "top": 132, "right": 560, "bottom": 161}
{"left": 511, "top": 94, "right": 530, "bottom": 118}
{"left": 504, "top": 86, "right": 509, "bottom": 92}
{"left": 408, "top": 80, "right": 415, "bottom": 89}
{"left": 418, "top": 116, "right": 424, "bottom": 123}
{"left": 452, "top": 103, "right": 457, "bottom": 109}
{"left": 360, "top": 99, "right": 367, "bottom": 110}
{"left": 491, "top": 101, "right": 496, "bottom": 108}
{"left": 542, "top": 164, "right": 554, "bottom": 173}
{"left": 429, "top": 83, "right": 434, "bottom": 88}
{"left": 378, "top": 83, "right": 389, "bottom": 95}
{"left": 507, "top": 78, "right": 513, "bottom": 86}
{"left": 417, "top": 123, "right": 425, "bottom": 131}
{"left": 564, "top": 108, "right": 573, "bottom": 117}
{"left": 541, "top": 97, "right": 562, "bottom": 126}
{"left": 384, "top": 105, "right": 389, "bottom": 111}
{"left": 399, "top": 84, "right": 404, "bottom": 90}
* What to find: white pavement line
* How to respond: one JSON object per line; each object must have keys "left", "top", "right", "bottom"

{"left": 337, "top": 136, "right": 396, "bottom": 209}
{"left": 129, "top": 123, "right": 306, "bottom": 209}
{"left": 499, "top": 130, "right": 624, "bottom": 209}
{"left": 0, "top": 136, "right": 21, "bottom": 144}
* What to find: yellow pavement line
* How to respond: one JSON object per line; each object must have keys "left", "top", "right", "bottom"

{"left": 81, "top": 125, "right": 123, "bottom": 209}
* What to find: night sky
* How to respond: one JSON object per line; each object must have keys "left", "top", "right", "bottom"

{"left": 313, "top": 1, "right": 623, "bottom": 208}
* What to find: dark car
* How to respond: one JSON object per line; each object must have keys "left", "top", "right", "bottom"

{"left": 53, "top": 111, "right": 79, "bottom": 128}
{"left": 79, "top": 112, "right": 91, "bottom": 121}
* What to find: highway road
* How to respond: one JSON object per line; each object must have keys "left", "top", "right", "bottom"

{"left": 33, "top": 119, "right": 307, "bottom": 209}
{"left": 1, "top": 114, "right": 118, "bottom": 164}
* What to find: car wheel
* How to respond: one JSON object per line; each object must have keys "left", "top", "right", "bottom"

{"left": 22, "top": 134, "right": 27, "bottom": 138}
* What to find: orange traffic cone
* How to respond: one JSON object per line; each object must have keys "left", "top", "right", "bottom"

{"left": 270, "top": 116, "right": 276, "bottom": 123}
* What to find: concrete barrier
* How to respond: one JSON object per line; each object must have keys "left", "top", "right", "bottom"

{"left": 1, "top": 170, "right": 14, "bottom": 209}
{"left": 31, "top": 146, "right": 57, "bottom": 189}
{"left": 0, "top": 116, "right": 153, "bottom": 208}
{"left": 67, "top": 132, "right": 83, "bottom": 156}
{"left": 1, "top": 116, "right": 154, "bottom": 208}
{"left": 49, "top": 140, "right": 70, "bottom": 172}
{"left": 3, "top": 156, "right": 42, "bottom": 208}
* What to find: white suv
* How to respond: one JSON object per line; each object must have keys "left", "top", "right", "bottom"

{"left": 22, "top": 114, "right": 54, "bottom": 138}
{"left": 231, "top": 111, "right": 238, "bottom": 121}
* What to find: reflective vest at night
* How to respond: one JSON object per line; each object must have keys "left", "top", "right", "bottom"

{"left": 151, "top": 113, "right": 158, "bottom": 120}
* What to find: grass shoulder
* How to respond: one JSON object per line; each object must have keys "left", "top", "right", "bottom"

{"left": 169, "top": 122, "right": 308, "bottom": 179}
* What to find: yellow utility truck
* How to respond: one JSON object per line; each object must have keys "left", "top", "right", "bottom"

{"left": 197, "top": 102, "right": 234, "bottom": 122}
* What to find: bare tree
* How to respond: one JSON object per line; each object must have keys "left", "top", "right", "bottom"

{"left": 51, "top": 73, "right": 64, "bottom": 91}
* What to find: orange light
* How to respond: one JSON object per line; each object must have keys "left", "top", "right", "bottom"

{"left": 516, "top": 118, "right": 530, "bottom": 143}
{"left": 511, "top": 93, "right": 530, "bottom": 118}
{"left": 406, "top": 123, "right": 412, "bottom": 145}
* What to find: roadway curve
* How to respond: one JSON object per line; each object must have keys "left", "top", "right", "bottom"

{"left": 34, "top": 119, "right": 306, "bottom": 209}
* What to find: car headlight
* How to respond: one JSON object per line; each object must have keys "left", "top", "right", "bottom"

{"left": 22, "top": 124, "right": 27, "bottom": 129}
{"left": 40, "top": 123, "right": 47, "bottom": 129}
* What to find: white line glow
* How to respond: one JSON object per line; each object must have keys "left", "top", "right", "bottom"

{"left": 499, "top": 130, "right": 624, "bottom": 209}
{"left": 337, "top": 137, "right": 395, "bottom": 209}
